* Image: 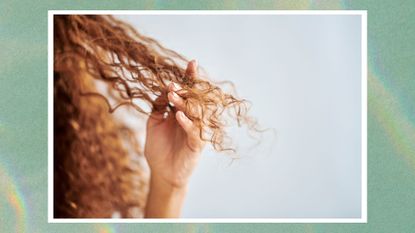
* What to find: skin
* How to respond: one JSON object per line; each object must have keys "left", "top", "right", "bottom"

{"left": 144, "top": 60, "right": 204, "bottom": 218}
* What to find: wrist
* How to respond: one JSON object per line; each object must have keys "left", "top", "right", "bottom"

{"left": 150, "top": 172, "right": 188, "bottom": 193}
{"left": 145, "top": 172, "right": 188, "bottom": 218}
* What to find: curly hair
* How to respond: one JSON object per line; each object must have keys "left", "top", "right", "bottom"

{"left": 53, "top": 15, "right": 258, "bottom": 218}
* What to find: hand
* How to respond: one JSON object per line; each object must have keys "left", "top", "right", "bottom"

{"left": 144, "top": 60, "right": 204, "bottom": 188}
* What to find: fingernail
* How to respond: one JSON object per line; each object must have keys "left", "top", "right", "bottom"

{"left": 192, "top": 59, "right": 198, "bottom": 67}
{"left": 172, "top": 82, "right": 181, "bottom": 91}
{"left": 172, "top": 91, "right": 179, "bottom": 99}
{"left": 179, "top": 111, "right": 187, "bottom": 121}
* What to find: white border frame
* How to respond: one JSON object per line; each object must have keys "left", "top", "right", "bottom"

{"left": 48, "top": 10, "right": 367, "bottom": 223}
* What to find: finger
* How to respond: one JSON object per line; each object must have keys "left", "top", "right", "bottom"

{"left": 176, "top": 111, "right": 204, "bottom": 152}
{"left": 168, "top": 60, "right": 198, "bottom": 94}
{"left": 147, "top": 96, "right": 170, "bottom": 127}
{"left": 168, "top": 91, "right": 186, "bottom": 111}
{"left": 185, "top": 59, "right": 198, "bottom": 79}
{"left": 169, "top": 82, "right": 190, "bottom": 100}
{"left": 147, "top": 111, "right": 164, "bottom": 129}
{"left": 175, "top": 111, "right": 196, "bottom": 135}
{"left": 168, "top": 82, "right": 182, "bottom": 92}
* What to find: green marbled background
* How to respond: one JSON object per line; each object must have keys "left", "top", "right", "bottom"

{"left": 0, "top": 0, "right": 414, "bottom": 232}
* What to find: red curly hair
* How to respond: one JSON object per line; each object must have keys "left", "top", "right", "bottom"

{"left": 54, "top": 15, "right": 258, "bottom": 218}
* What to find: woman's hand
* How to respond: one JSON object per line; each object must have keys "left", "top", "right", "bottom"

{"left": 144, "top": 60, "right": 204, "bottom": 217}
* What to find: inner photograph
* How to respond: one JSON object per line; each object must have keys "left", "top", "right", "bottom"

{"left": 51, "top": 12, "right": 364, "bottom": 220}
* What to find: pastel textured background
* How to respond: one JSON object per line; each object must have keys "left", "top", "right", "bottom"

{"left": 0, "top": 1, "right": 414, "bottom": 233}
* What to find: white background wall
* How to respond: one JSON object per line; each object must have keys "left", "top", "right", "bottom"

{"left": 118, "top": 14, "right": 362, "bottom": 218}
